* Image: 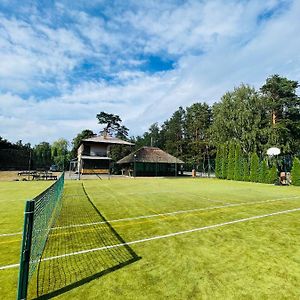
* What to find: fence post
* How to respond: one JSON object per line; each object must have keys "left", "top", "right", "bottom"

{"left": 17, "top": 200, "right": 35, "bottom": 300}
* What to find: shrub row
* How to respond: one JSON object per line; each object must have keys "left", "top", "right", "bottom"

{"left": 215, "top": 143, "right": 287, "bottom": 184}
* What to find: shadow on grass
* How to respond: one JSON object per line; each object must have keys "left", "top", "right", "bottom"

{"left": 33, "top": 183, "right": 141, "bottom": 299}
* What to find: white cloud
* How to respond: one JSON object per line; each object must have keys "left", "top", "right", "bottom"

{"left": 0, "top": 0, "right": 299, "bottom": 145}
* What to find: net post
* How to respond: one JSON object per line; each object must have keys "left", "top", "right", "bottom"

{"left": 17, "top": 200, "right": 35, "bottom": 300}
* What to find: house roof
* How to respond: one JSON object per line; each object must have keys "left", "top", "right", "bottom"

{"left": 81, "top": 135, "right": 134, "bottom": 146}
{"left": 117, "top": 147, "right": 184, "bottom": 164}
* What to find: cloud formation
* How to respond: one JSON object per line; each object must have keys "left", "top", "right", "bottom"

{"left": 0, "top": 0, "right": 299, "bottom": 145}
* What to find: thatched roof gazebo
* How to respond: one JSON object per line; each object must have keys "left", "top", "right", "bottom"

{"left": 117, "top": 146, "right": 184, "bottom": 177}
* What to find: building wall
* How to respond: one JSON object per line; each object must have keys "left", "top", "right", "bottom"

{"left": 77, "top": 143, "right": 107, "bottom": 157}
{"left": 77, "top": 142, "right": 109, "bottom": 174}
{"left": 90, "top": 144, "right": 107, "bottom": 156}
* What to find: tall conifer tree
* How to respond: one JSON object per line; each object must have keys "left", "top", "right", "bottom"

{"left": 259, "top": 160, "right": 268, "bottom": 183}
{"left": 268, "top": 164, "right": 278, "bottom": 184}
{"left": 221, "top": 144, "right": 228, "bottom": 179}
{"left": 227, "top": 142, "right": 235, "bottom": 180}
{"left": 234, "top": 143, "right": 242, "bottom": 181}
{"left": 250, "top": 152, "right": 259, "bottom": 182}
{"left": 291, "top": 157, "right": 300, "bottom": 186}
{"left": 242, "top": 157, "right": 250, "bottom": 181}
{"left": 215, "top": 145, "right": 221, "bottom": 178}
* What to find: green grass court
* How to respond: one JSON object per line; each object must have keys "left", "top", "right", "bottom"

{"left": 0, "top": 178, "right": 300, "bottom": 299}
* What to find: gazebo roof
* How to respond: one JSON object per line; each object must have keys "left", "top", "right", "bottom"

{"left": 117, "top": 147, "right": 184, "bottom": 164}
{"left": 81, "top": 135, "right": 134, "bottom": 146}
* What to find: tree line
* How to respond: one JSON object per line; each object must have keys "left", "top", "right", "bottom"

{"left": 1, "top": 74, "right": 299, "bottom": 183}
{"left": 0, "top": 137, "right": 69, "bottom": 171}
{"left": 134, "top": 75, "right": 300, "bottom": 163}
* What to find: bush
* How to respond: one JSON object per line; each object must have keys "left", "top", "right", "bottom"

{"left": 291, "top": 157, "right": 300, "bottom": 186}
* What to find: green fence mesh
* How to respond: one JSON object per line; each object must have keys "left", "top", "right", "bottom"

{"left": 29, "top": 174, "right": 64, "bottom": 277}
{"left": 17, "top": 173, "right": 64, "bottom": 299}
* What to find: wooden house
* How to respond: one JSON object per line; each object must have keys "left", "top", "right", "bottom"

{"left": 77, "top": 135, "right": 134, "bottom": 174}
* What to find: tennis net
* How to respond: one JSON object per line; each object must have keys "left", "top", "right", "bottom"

{"left": 17, "top": 173, "right": 64, "bottom": 300}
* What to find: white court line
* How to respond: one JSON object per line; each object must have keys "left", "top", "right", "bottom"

{"left": 0, "top": 232, "right": 22, "bottom": 237}
{"left": 0, "top": 263, "right": 19, "bottom": 270}
{"left": 43, "top": 195, "right": 300, "bottom": 230}
{"left": 0, "top": 195, "right": 299, "bottom": 237}
{"left": 1, "top": 207, "right": 299, "bottom": 270}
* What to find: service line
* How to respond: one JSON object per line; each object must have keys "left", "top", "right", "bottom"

{"left": 1, "top": 206, "right": 299, "bottom": 271}
{"left": 0, "top": 195, "right": 299, "bottom": 237}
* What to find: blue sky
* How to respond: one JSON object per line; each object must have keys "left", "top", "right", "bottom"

{"left": 0, "top": 0, "right": 299, "bottom": 145}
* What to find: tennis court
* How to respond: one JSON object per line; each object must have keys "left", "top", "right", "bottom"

{"left": 0, "top": 178, "right": 300, "bottom": 299}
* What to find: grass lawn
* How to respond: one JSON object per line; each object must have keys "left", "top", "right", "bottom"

{"left": 0, "top": 177, "right": 299, "bottom": 299}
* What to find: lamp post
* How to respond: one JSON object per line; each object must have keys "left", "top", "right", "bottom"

{"left": 134, "top": 154, "right": 137, "bottom": 178}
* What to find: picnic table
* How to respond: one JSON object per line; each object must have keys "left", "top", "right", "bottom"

{"left": 32, "top": 172, "right": 57, "bottom": 180}
{"left": 18, "top": 170, "right": 57, "bottom": 180}
{"left": 18, "top": 171, "right": 37, "bottom": 176}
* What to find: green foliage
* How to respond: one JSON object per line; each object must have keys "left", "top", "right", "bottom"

{"left": 261, "top": 75, "right": 300, "bottom": 153}
{"left": 184, "top": 103, "right": 212, "bottom": 163}
{"left": 234, "top": 143, "right": 242, "bottom": 181}
{"left": 96, "top": 111, "right": 129, "bottom": 138}
{"left": 268, "top": 165, "right": 278, "bottom": 185}
{"left": 221, "top": 144, "right": 228, "bottom": 179}
{"left": 259, "top": 160, "right": 268, "bottom": 183}
{"left": 71, "top": 129, "right": 95, "bottom": 158}
{"left": 227, "top": 142, "right": 235, "bottom": 180}
{"left": 291, "top": 157, "right": 300, "bottom": 186}
{"left": 161, "top": 107, "right": 186, "bottom": 158}
{"left": 250, "top": 152, "right": 259, "bottom": 182}
{"left": 210, "top": 85, "right": 268, "bottom": 154}
{"left": 242, "top": 157, "right": 250, "bottom": 182}
{"left": 136, "top": 123, "right": 164, "bottom": 149}
{"left": 33, "top": 142, "right": 52, "bottom": 169}
{"left": 51, "top": 139, "right": 69, "bottom": 170}
{"left": 130, "top": 75, "right": 299, "bottom": 173}
{"left": 0, "top": 137, "right": 31, "bottom": 170}
{"left": 215, "top": 145, "right": 222, "bottom": 178}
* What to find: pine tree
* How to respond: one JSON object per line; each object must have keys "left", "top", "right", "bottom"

{"left": 250, "top": 152, "right": 259, "bottom": 182}
{"left": 234, "top": 143, "right": 242, "bottom": 181}
{"left": 291, "top": 157, "right": 300, "bottom": 186}
{"left": 268, "top": 165, "right": 278, "bottom": 184}
{"left": 259, "top": 160, "right": 268, "bottom": 183}
{"left": 227, "top": 142, "right": 235, "bottom": 180}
